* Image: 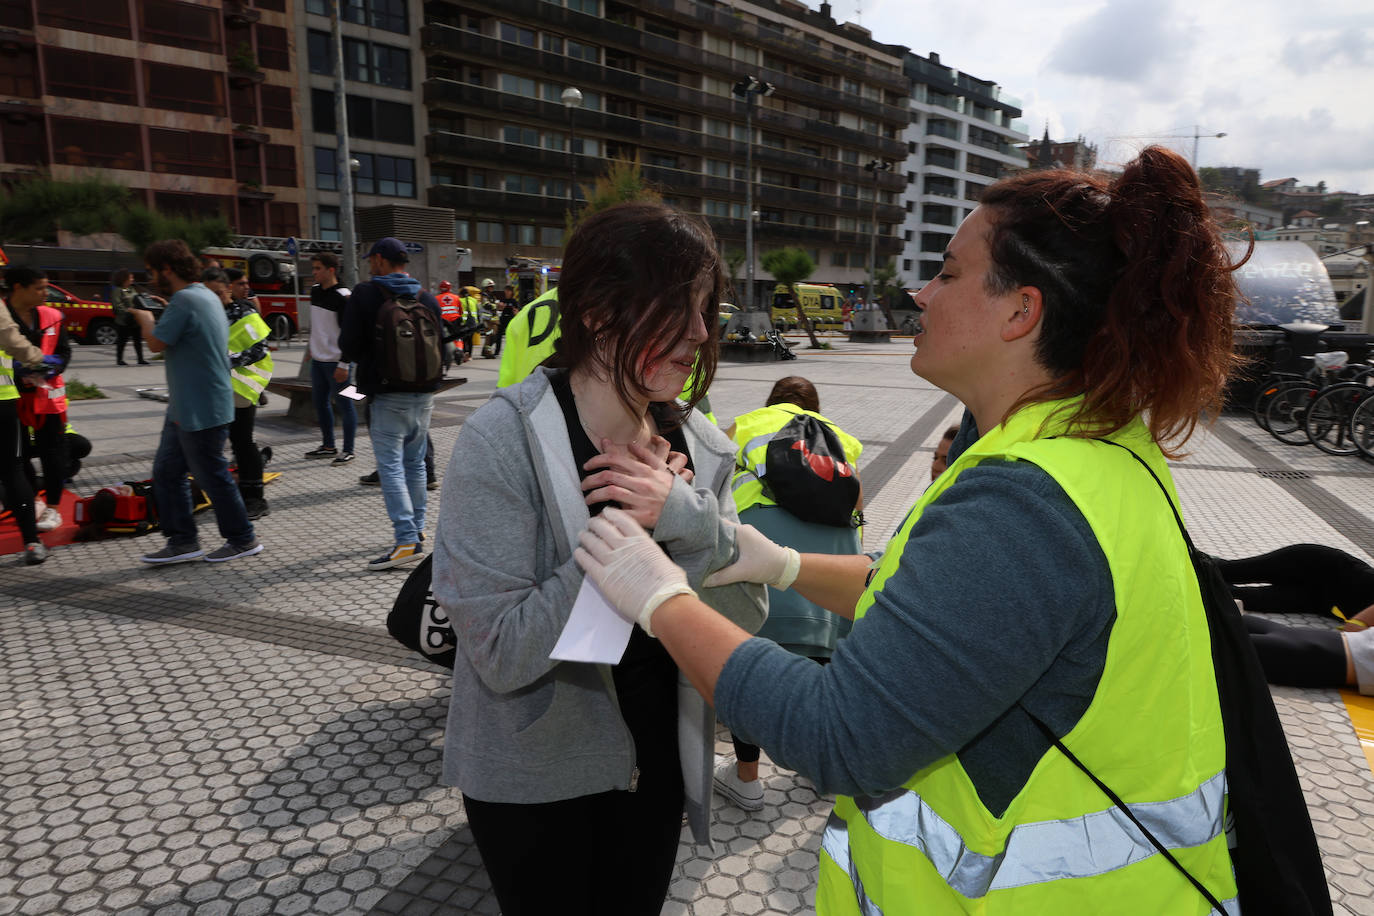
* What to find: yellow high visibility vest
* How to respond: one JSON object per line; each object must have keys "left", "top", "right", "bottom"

{"left": 227, "top": 311, "right": 274, "bottom": 403}
{"left": 818, "top": 398, "right": 1235, "bottom": 915}
{"left": 0, "top": 345, "right": 17, "bottom": 400}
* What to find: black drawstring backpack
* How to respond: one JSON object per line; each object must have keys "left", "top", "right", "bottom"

{"left": 745, "top": 413, "right": 862, "bottom": 528}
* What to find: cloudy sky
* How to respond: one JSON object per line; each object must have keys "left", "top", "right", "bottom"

{"left": 827, "top": 0, "right": 1374, "bottom": 194}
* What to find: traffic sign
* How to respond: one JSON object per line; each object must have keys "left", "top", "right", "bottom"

{"left": 285, "top": 237, "right": 298, "bottom": 257}
{"left": 404, "top": 242, "right": 424, "bottom": 253}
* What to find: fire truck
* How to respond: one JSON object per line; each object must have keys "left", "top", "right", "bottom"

{"left": 203, "top": 236, "right": 343, "bottom": 339}
{"left": 505, "top": 256, "right": 561, "bottom": 304}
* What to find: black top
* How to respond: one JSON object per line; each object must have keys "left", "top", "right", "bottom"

{"left": 310, "top": 282, "right": 348, "bottom": 314}
{"left": 549, "top": 370, "right": 691, "bottom": 783}
{"left": 8, "top": 304, "right": 70, "bottom": 373}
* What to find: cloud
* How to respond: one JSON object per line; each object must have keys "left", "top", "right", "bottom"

{"left": 1050, "top": 0, "right": 1197, "bottom": 82}
{"left": 1281, "top": 30, "right": 1373, "bottom": 73}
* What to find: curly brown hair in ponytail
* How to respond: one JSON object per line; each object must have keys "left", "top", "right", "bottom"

{"left": 979, "top": 145, "right": 1246, "bottom": 456}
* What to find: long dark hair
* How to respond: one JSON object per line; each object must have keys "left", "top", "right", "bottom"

{"left": 551, "top": 201, "right": 722, "bottom": 423}
{"left": 979, "top": 145, "right": 1245, "bottom": 455}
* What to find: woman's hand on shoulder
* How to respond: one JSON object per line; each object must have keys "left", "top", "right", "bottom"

{"left": 582, "top": 437, "right": 684, "bottom": 529}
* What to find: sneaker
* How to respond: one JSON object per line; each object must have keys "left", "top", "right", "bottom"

{"left": 204, "top": 539, "right": 264, "bottom": 562}
{"left": 368, "top": 543, "right": 423, "bottom": 571}
{"left": 359, "top": 470, "right": 380, "bottom": 486}
{"left": 304, "top": 445, "right": 338, "bottom": 459}
{"left": 244, "top": 498, "right": 270, "bottom": 520}
{"left": 713, "top": 761, "right": 764, "bottom": 811}
{"left": 141, "top": 543, "right": 207, "bottom": 565}
{"left": 259, "top": 446, "right": 273, "bottom": 466}
{"left": 331, "top": 452, "right": 355, "bottom": 466}
{"left": 427, "top": 477, "right": 439, "bottom": 491}
{"left": 24, "top": 542, "right": 48, "bottom": 566}
{"left": 32, "top": 498, "right": 45, "bottom": 517}
{"left": 35, "top": 507, "right": 62, "bottom": 532}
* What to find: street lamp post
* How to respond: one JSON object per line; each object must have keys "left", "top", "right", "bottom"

{"left": 864, "top": 159, "right": 891, "bottom": 313}
{"left": 330, "top": 0, "right": 357, "bottom": 286}
{"left": 561, "top": 87, "right": 583, "bottom": 212}
{"left": 733, "top": 76, "right": 774, "bottom": 312}
{"left": 1191, "top": 125, "right": 1227, "bottom": 169}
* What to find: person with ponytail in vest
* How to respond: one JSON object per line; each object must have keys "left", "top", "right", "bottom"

{"left": 0, "top": 267, "right": 62, "bottom": 564}
{"left": 575, "top": 148, "right": 1266, "bottom": 914}
{"left": 202, "top": 268, "right": 274, "bottom": 520}
{"left": 6, "top": 266, "right": 71, "bottom": 536}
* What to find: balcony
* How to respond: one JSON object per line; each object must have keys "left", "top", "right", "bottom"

{"left": 232, "top": 125, "right": 269, "bottom": 147}
{"left": 223, "top": 1, "right": 260, "bottom": 24}
{"left": 237, "top": 184, "right": 275, "bottom": 201}
{"left": 428, "top": 184, "right": 566, "bottom": 219}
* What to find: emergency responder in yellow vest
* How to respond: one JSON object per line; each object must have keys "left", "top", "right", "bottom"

{"left": 575, "top": 148, "right": 1276, "bottom": 914}
{"left": 205, "top": 268, "right": 274, "bottom": 519}
{"left": 458, "top": 286, "right": 482, "bottom": 363}
{"left": 0, "top": 266, "right": 59, "bottom": 565}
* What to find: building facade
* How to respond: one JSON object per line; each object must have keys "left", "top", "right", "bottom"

{"left": 419, "top": 0, "right": 911, "bottom": 297}
{"left": 0, "top": 0, "right": 304, "bottom": 238}
{"left": 293, "top": 0, "right": 431, "bottom": 242}
{"left": 899, "top": 52, "right": 1027, "bottom": 284}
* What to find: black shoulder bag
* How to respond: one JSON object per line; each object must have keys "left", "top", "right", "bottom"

{"left": 1023, "top": 440, "right": 1330, "bottom": 916}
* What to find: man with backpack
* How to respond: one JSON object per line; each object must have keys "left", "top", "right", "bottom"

{"left": 339, "top": 237, "right": 443, "bottom": 571}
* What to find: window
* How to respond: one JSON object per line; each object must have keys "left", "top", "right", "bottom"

{"left": 264, "top": 145, "right": 296, "bottom": 186}
{"left": 546, "top": 178, "right": 567, "bottom": 197}
{"left": 260, "top": 86, "right": 293, "bottom": 130}
{"left": 341, "top": 0, "right": 406, "bottom": 33}
{"left": 925, "top": 146, "right": 958, "bottom": 169}
{"left": 39, "top": 0, "right": 130, "bottom": 37}
{"left": 647, "top": 153, "right": 679, "bottom": 169}
{"left": 566, "top": 40, "right": 599, "bottom": 63}
{"left": 269, "top": 203, "right": 301, "bottom": 239}
{"left": 344, "top": 38, "right": 410, "bottom": 88}
{"left": 922, "top": 203, "right": 956, "bottom": 226}
{"left": 315, "top": 148, "right": 338, "bottom": 190}
{"left": 476, "top": 221, "right": 502, "bottom": 243}
{"left": 230, "top": 83, "right": 258, "bottom": 124}
{"left": 149, "top": 129, "right": 231, "bottom": 178}
{"left": 0, "top": 0, "right": 32, "bottom": 29}
{"left": 42, "top": 48, "right": 136, "bottom": 105}
{"left": 143, "top": 62, "right": 226, "bottom": 117}
{"left": 704, "top": 200, "right": 731, "bottom": 218}
{"left": 308, "top": 31, "right": 331, "bottom": 74}
{"left": 500, "top": 23, "right": 536, "bottom": 47}
{"left": 645, "top": 66, "right": 679, "bottom": 84}
{"left": 349, "top": 96, "right": 413, "bottom": 143}
{"left": 504, "top": 174, "right": 540, "bottom": 194}
{"left": 540, "top": 227, "right": 563, "bottom": 247}
{"left": 644, "top": 109, "right": 678, "bottom": 127}
{"left": 256, "top": 26, "right": 290, "bottom": 71}
{"left": 831, "top": 251, "right": 847, "bottom": 266}
{"left": 840, "top": 148, "right": 859, "bottom": 165}
{"left": 643, "top": 19, "right": 677, "bottom": 39}
{"left": 140, "top": 0, "right": 220, "bottom": 53}
{"left": 704, "top": 119, "right": 729, "bottom": 138}
{"left": 500, "top": 74, "right": 537, "bottom": 98}
{"left": 319, "top": 206, "right": 341, "bottom": 241}
{"left": 849, "top": 251, "right": 868, "bottom": 268}
{"left": 51, "top": 117, "right": 143, "bottom": 170}
{"left": 0, "top": 46, "right": 37, "bottom": 98}
{"left": 503, "top": 125, "right": 539, "bottom": 146}
{"left": 543, "top": 34, "right": 564, "bottom": 54}
{"left": 761, "top": 132, "right": 786, "bottom": 149}
{"left": 512, "top": 225, "right": 536, "bottom": 245}
{"left": 921, "top": 232, "right": 953, "bottom": 253}
{"left": 567, "top": 0, "right": 597, "bottom": 14}
{"left": 156, "top": 192, "right": 228, "bottom": 221}
{"left": 903, "top": 259, "right": 913, "bottom": 272}
{"left": 542, "top": 131, "right": 565, "bottom": 151}
{"left": 705, "top": 160, "right": 729, "bottom": 178}
{"left": 355, "top": 153, "right": 415, "bottom": 197}
{"left": 705, "top": 35, "right": 730, "bottom": 56}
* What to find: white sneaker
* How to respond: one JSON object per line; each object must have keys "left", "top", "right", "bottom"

{"left": 35, "top": 507, "right": 62, "bottom": 532}
{"left": 713, "top": 761, "right": 764, "bottom": 811}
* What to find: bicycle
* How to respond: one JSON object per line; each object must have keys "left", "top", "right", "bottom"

{"left": 1303, "top": 372, "right": 1374, "bottom": 456}
{"left": 1350, "top": 393, "right": 1374, "bottom": 461}
{"left": 1262, "top": 352, "right": 1360, "bottom": 445}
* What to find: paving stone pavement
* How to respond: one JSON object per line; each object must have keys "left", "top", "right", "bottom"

{"left": 2, "top": 336, "right": 1372, "bottom": 914}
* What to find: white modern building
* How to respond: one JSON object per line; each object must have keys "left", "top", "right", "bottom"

{"left": 898, "top": 52, "right": 1028, "bottom": 286}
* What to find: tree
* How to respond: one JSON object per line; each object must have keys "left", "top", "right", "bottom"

{"left": 873, "top": 258, "right": 903, "bottom": 328}
{"left": 723, "top": 248, "right": 746, "bottom": 299}
{"left": 118, "top": 206, "right": 231, "bottom": 254}
{"left": 760, "top": 247, "right": 821, "bottom": 348}
{"left": 0, "top": 174, "right": 131, "bottom": 243}
{"left": 564, "top": 154, "right": 661, "bottom": 236}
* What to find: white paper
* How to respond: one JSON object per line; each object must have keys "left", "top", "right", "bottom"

{"left": 549, "top": 579, "right": 634, "bottom": 664}
{"left": 338, "top": 385, "right": 367, "bottom": 400}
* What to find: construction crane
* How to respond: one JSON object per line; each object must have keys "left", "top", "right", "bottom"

{"left": 1108, "top": 125, "right": 1227, "bottom": 167}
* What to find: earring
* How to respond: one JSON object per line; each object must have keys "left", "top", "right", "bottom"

{"left": 1021, "top": 295, "right": 1030, "bottom": 315}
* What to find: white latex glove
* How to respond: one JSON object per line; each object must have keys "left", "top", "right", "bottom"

{"left": 703, "top": 522, "right": 800, "bottom": 590}
{"left": 574, "top": 507, "right": 695, "bottom": 637}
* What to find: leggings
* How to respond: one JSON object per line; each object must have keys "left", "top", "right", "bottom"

{"left": 115, "top": 323, "right": 144, "bottom": 363}
{"left": 0, "top": 400, "right": 39, "bottom": 543}
{"left": 23, "top": 413, "right": 67, "bottom": 507}
{"left": 229, "top": 405, "right": 264, "bottom": 501}
{"left": 1243, "top": 615, "right": 1347, "bottom": 688}
{"left": 1215, "top": 544, "right": 1374, "bottom": 618}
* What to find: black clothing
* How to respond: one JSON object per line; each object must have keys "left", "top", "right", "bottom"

{"left": 1217, "top": 544, "right": 1374, "bottom": 618}
{"left": 22, "top": 414, "right": 67, "bottom": 506}
{"left": 310, "top": 282, "right": 349, "bottom": 314}
{"left": 1242, "top": 615, "right": 1347, "bottom": 688}
{"left": 337, "top": 278, "right": 442, "bottom": 396}
{"left": 225, "top": 298, "right": 270, "bottom": 369}
{"left": 0, "top": 400, "right": 38, "bottom": 543}
{"left": 8, "top": 304, "right": 71, "bottom": 371}
{"left": 115, "top": 324, "right": 144, "bottom": 364}
{"left": 229, "top": 405, "right": 264, "bottom": 501}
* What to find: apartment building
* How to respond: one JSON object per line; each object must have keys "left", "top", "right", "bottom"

{"left": 0, "top": 0, "right": 304, "bottom": 237}
{"left": 899, "top": 52, "right": 1027, "bottom": 284}
{"left": 293, "top": 0, "right": 430, "bottom": 241}
{"left": 419, "top": 0, "right": 911, "bottom": 297}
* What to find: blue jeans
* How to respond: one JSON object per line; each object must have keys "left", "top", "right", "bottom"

{"left": 311, "top": 359, "right": 357, "bottom": 453}
{"left": 369, "top": 392, "right": 434, "bottom": 545}
{"left": 152, "top": 416, "right": 255, "bottom": 549}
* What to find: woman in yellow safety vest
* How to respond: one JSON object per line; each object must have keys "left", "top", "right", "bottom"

{"left": 576, "top": 147, "right": 1246, "bottom": 913}
{"left": 0, "top": 267, "right": 60, "bottom": 565}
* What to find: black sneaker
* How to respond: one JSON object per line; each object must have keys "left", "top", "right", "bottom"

{"left": 260, "top": 446, "right": 273, "bottom": 466}
{"left": 304, "top": 446, "right": 338, "bottom": 459}
{"left": 244, "top": 498, "right": 270, "bottom": 520}
{"left": 359, "top": 471, "right": 380, "bottom": 486}
{"left": 331, "top": 452, "right": 355, "bottom": 466}
{"left": 204, "top": 540, "right": 264, "bottom": 563}
{"left": 367, "top": 543, "right": 423, "bottom": 570}
{"left": 141, "top": 543, "right": 206, "bottom": 565}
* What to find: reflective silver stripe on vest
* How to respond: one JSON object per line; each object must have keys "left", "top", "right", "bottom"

{"left": 822, "top": 813, "right": 885, "bottom": 916}
{"left": 1210, "top": 897, "right": 1242, "bottom": 916}
{"left": 849, "top": 769, "right": 1227, "bottom": 899}
{"left": 741, "top": 431, "right": 776, "bottom": 463}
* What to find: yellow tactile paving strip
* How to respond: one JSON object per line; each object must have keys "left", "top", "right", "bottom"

{"left": 1341, "top": 690, "right": 1374, "bottom": 776}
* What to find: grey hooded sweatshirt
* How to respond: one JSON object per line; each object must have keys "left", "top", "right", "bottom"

{"left": 433, "top": 368, "right": 768, "bottom": 845}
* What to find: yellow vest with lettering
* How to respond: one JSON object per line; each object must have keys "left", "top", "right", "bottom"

{"left": 818, "top": 399, "right": 1235, "bottom": 915}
